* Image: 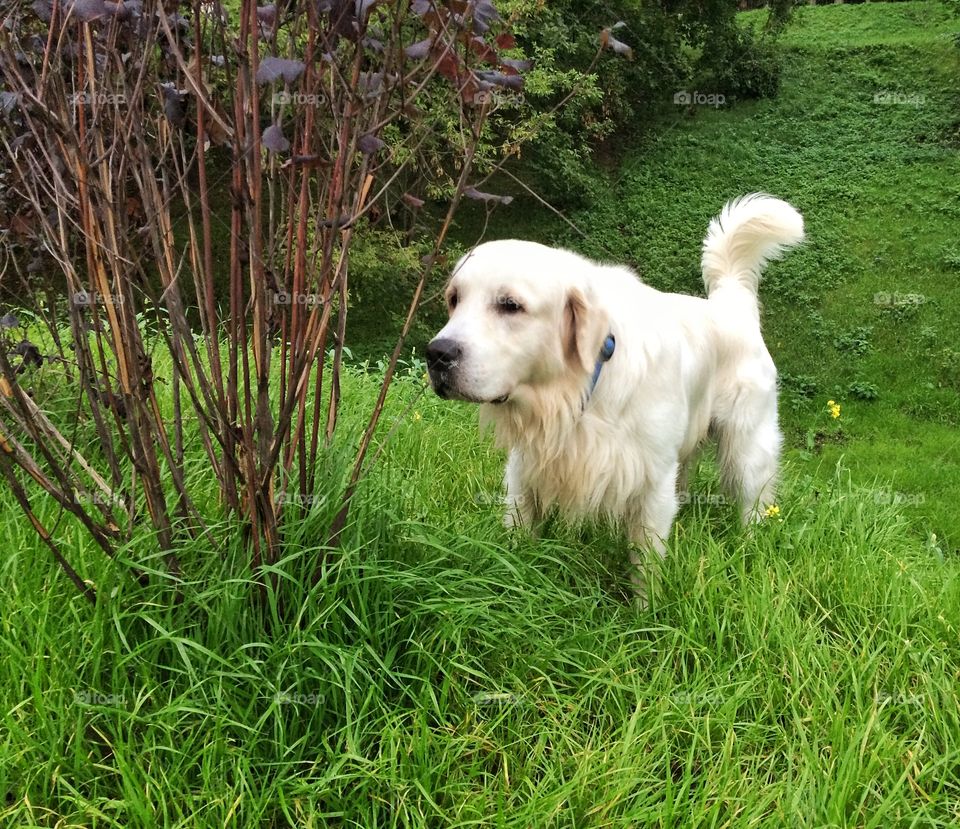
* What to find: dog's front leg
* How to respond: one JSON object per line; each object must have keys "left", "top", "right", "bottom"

{"left": 627, "top": 534, "right": 666, "bottom": 609}
{"left": 626, "top": 473, "right": 679, "bottom": 607}
{"left": 502, "top": 449, "right": 540, "bottom": 533}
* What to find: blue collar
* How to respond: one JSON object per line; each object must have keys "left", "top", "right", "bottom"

{"left": 586, "top": 334, "right": 616, "bottom": 399}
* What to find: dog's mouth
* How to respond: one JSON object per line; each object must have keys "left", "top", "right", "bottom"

{"left": 430, "top": 375, "right": 510, "bottom": 405}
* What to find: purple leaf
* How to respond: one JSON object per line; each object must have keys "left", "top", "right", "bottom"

{"left": 0, "top": 314, "right": 19, "bottom": 329}
{"left": 160, "top": 83, "right": 185, "bottom": 102}
{"left": 472, "top": 0, "right": 500, "bottom": 34}
{"left": 411, "top": 0, "right": 432, "bottom": 16}
{"left": 15, "top": 341, "right": 43, "bottom": 368}
{"left": 104, "top": 1, "right": 133, "bottom": 20}
{"left": 468, "top": 35, "right": 499, "bottom": 64}
{"left": 256, "top": 4, "right": 276, "bottom": 25}
{"left": 326, "top": 0, "right": 359, "bottom": 41}
{"left": 256, "top": 57, "right": 306, "bottom": 84}
{"left": 31, "top": 0, "right": 53, "bottom": 22}
{"left": 160, "top": 84, "right": 187, "bottom": 126}
{"left": 357, "top": 133, "right": 386, "bottom": 154}
{"left": 464, "top": 187, "right": 512, "bottom": 205}
{"left": 501, "top": 57, "right": 532, "bottom": 73}
{"left": 402, "top": 193, "right": 425, "bottom": 209}
{"left": 475, "top": 70, "right": 523, "bottom": 90}
{"left": 0, "top": 92, "right": 19, "bottom": 115}
{"left": 355, "top": 0, "right": 379, "bottom": 19}
{"left": 262, "top": 124, "right": 290, "bottom": 153}
{"left": 69, "top": 0, "right": 107, "bottom": 21}
{"left": 357, "top": 71, "right": 392, "bottom": 94}
{"left": 163, "top": 100, "right": 186, "bottom": 126}
{"left": 404, "top": 38, "right": 432, "bottom": 60}
{"left": 167, "top": 12, "right": 189, "bottom": 30}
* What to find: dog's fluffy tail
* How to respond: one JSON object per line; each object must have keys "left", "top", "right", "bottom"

{"left": 701, "top": 193, "right": 804, "bottom": 297}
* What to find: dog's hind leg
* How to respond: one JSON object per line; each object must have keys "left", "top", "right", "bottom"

{"left": 676, "top": 459, "right": 690, "bottom": 504}
{"left": 676, "top": 451, "right": 700, "bottom": 507}
{"left": 626, "top": 468, "right": 679, "bottom": 606}
{"left": 717, "top": 397, "right": 782, "bottom": 524}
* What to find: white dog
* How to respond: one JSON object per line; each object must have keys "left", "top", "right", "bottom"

{"left": 427, "top": 194, "right": 804, "bottom": 598}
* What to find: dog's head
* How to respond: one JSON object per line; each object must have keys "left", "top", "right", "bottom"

{"left": 426, "top": 240, "right": 608, "bottom": 405}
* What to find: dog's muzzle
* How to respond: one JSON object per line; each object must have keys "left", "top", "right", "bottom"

{"left": 426, "top": 337, "right": 510, "bottom": 404}
{"left": 426, "top": 337, "right": 462, "bottom": 397}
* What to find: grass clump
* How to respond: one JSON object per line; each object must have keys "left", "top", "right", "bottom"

{"left": 2, "top": 369, "right": 960, "bottom": 826}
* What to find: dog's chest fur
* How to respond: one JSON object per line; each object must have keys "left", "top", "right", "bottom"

{"left": 484, "top": 384, "right": 672, "bottom": 521}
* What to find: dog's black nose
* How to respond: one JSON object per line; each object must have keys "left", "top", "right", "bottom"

{"left": 426, "top": 338, "right": 462, "bottom": 371}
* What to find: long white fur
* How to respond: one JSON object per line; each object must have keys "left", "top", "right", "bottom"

{"left": 428, "top": 194, "right": 804, "bottom": 597}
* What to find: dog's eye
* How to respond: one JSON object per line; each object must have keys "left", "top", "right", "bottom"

{"left": 498, "top": 297, "right": 524, "bottom": 314}
{"left": 448, "top": 290, "right": 458, "bottom": 310}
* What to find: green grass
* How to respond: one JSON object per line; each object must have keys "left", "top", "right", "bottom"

{"left": 3, "top": 366, "right": 960, "bottom": 827}
{"left": 3, "top": 2, "right": 960, "bottom": 826}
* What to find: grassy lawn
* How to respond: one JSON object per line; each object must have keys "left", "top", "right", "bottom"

{"left": 2, "top": 2, "right": 960, "bottom": 827}
{"left": 3, "top": 364, "right": 960, "bottom": 827}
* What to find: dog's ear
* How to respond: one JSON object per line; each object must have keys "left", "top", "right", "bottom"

{"left": 563, "top": 288, "right": 608, "bottom": 375}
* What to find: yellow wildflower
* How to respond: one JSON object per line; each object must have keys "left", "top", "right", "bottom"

{"left": 413, "top": 411, "right": 422, "bottom": 422}
{"left": 827, "top": 400, "right": 841, "bottom": 419}
{"left": 765, "top": 504, "right": 781, "bottom": 518}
